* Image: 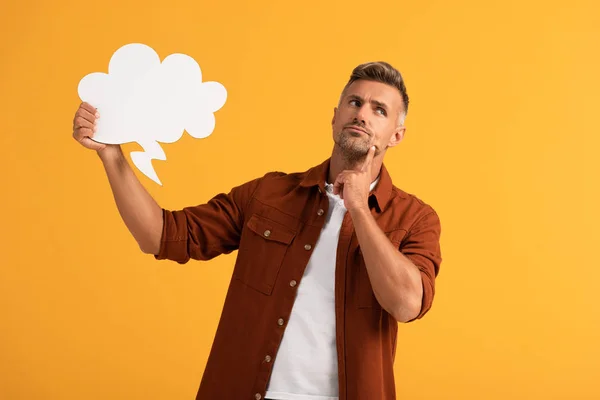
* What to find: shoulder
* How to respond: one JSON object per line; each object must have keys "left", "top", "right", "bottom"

{"left": 389, "top": 185, "right": 441, "bottom": 228}
{"left": 254, "top": 165, "right": 315, "bottom": 188}
{"left": 394, "top": 185, "right": 436, "bottom": 211}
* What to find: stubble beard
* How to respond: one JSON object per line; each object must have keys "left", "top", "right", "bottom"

{"left": 334, "top": 130, "right": 372, "bottom": 166}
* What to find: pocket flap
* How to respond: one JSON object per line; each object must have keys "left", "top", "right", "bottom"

{"left": 246, "top": 214, "right": 296, "bottom": 245}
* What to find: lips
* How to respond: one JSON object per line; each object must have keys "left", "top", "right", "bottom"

{"left": 345, "top": 126, "right": 369, "bottom": 135}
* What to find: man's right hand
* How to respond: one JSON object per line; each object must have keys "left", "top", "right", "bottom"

{"left": 72, "top": 102, "right": 120, "bottom": 158}
{"left": 71, "top": 102, "right": 163, "bottom": 254}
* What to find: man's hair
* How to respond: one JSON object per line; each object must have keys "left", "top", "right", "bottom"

{"left": 341, "top": 61, "right": 409, "bottom": 125}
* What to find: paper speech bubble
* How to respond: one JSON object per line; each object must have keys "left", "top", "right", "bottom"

{"left": 77, "top": 43, "right": 227, "bottom": 185}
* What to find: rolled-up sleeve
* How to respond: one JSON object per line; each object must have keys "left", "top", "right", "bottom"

{"left": 154, "top": 176, "right": 264, "bottom": 264}
{"left": 401, "top": 208, "right": 442, "bottom": 320}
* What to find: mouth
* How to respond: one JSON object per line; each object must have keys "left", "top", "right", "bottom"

{"left": 344, "top": 126, "right": 369, "bottom": 136}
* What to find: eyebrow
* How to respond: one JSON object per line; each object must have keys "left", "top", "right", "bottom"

{"left": 347, "top": 94, "right": 389, "bottom": 110}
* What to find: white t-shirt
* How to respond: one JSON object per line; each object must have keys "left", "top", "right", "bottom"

{"left": 265, "top": 178, "right": 378, "bottom": 400}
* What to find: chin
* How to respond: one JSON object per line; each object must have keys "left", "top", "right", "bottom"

{"left": 343, "top": 145, "right": 369, "bottom": 158}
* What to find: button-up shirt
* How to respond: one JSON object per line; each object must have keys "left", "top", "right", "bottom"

{"left": 155, "top": 158, "right": 443, "bottom": 400}
{"left": 264, "top": 177, "right": 379, "bottom": 400}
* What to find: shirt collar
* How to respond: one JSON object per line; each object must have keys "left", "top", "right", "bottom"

{"left": 299, "top": 157, "right": 402, "bottom": 213}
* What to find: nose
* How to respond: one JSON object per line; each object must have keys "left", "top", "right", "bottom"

{"left": 354, "top": 104, "right": 368, "bottom": 125}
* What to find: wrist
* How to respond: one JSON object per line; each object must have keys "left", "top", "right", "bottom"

{"left": 349, "top": 204, "right": 371, "bottom": 219}
{"left": 97, "top": 145, "right": 123, "bottom": 164}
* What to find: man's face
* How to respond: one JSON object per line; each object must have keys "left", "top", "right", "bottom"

{"left": 332, "top": 79, "right": 405, "bottom": 161}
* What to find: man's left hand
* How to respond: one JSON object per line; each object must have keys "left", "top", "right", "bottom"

{"left": 332, "top": 146, "right": 376, "bottom": 212}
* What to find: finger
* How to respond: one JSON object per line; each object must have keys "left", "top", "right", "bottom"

{"left": 80, "top": 137, "right": 105, "bottom": 151}
{"left": 75, "top": 108, "right": 98, "bottom": 126}
{"left": 332, "top": 180, "right": 342, "bottom": 195}
{"left": 73, "top": 116, "right": 95, "bottom": 130}
{"left": 332, "top": 177, "right": 343, "bottom": 195}
{"left": 361, "top": 146, "right": 376, "bottom": 172}
{"left": 73, "top": 129, "right": 104, "bottom": 150}
{"left": 80, "top": 102, "right": 99, "bottom": 117}
{"left": 332, "top": 172, "right": 348, "bottom": 195}
{"left": 74, "top": 127, "right": 95, "bottom": 141}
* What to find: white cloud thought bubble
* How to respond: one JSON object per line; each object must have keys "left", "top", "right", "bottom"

{"left": 77, "top": 43, "right": 227, "bottom": 185}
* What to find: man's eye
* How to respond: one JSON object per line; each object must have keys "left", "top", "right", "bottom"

{"left": 377, "top": 108, "right": 386, "bottom": 116}
{"left": 350, "top": 100, "right": 360, "bottom": 106}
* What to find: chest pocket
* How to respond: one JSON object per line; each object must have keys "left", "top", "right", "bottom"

{"left": 356, "top": 228, "right": 407, "bottom": 309}
{"left": 233, "top": 213, "right": 297, "bottom": 295}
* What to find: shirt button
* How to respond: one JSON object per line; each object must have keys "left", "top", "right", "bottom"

{"left": 289, "top": 280, "right": 297, "bottom": 287}
{"left": 264, "top": 355, "right": 272, "bottom": 363}
{"left": 277, "top": 318, "right": 285, "bottom": 326}
{"left": 317, "top": 209, "right": 324, "bottom": 216}
{"left": 304, "top": 244, "right": 312, "bottom": 251}
{"left": 263, "top": 230, "right": 271, "bottom": 237}
{"left": 255, "top": 394, "right": 262, "bottom": 400}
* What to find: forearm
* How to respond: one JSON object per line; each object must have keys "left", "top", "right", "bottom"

{"left": 99, "top": 147, "right": 164, "bottom": 254}
{"left": 350, "top": 208, "right": 423, "bottom": 322}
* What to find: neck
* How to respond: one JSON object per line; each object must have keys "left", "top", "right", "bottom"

{"left": 328, "top": 145, "right": 383, "bottom": 184}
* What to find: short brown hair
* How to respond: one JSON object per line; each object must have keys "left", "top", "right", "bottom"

{"left": 342, "top": 61, "right": 409, "bottom": 118}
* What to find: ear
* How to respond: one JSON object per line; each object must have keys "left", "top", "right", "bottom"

{"left": 332, "top": 107, "right": 338, "bottom": 126}
{"left": 386, "top": 126, "right": 406, "bottom": 148}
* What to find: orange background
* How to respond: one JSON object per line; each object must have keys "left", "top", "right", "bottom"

{"left": 1, "top": 0, "right": 599, "bottom": 399}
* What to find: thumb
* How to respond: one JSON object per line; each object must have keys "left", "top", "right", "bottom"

{"left": 81, "top": 137, "right": 106, "bottom": 151}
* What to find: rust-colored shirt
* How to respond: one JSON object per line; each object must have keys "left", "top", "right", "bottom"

{"left": 155, "top": 158, "right": 442, "bottom": 400}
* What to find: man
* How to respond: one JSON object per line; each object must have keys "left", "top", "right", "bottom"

{"left": 72, "top": 61, "right": 442, "bottom": 400}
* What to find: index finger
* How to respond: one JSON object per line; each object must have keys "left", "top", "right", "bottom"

{"left": 80, "top": 102, "right": 98, "bottom": 116}
{"left": 361, "top": 146, "right": 376, "bottom": 172}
